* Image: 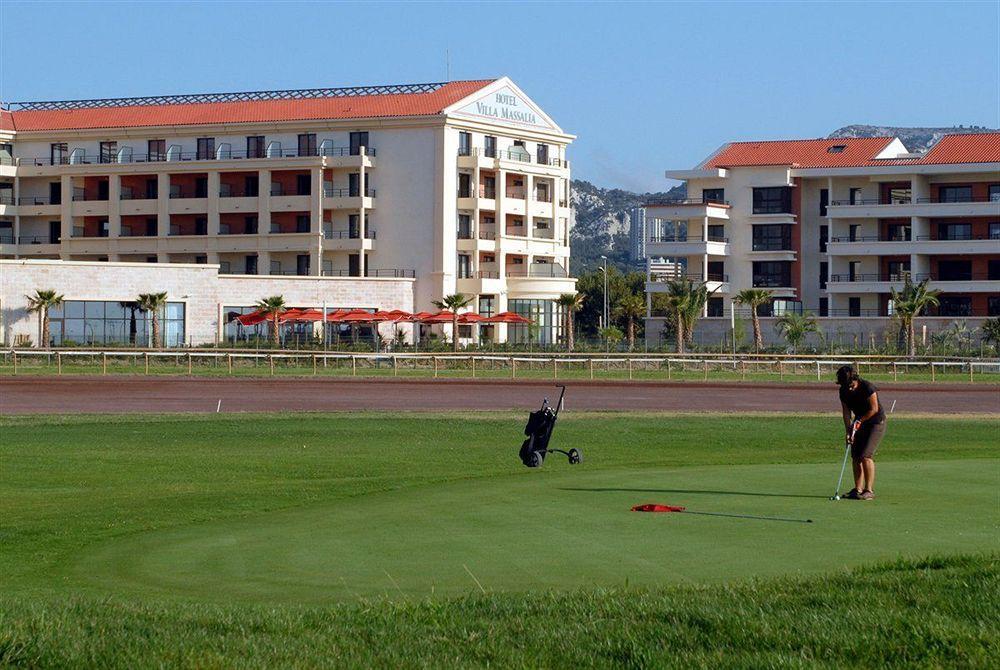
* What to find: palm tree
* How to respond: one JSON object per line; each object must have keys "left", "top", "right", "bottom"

{"left": 254, "top": 295, "right": 287, "bottom": 348}
{"left": 137, "top": 292, "right": 169, "bottom": 348}
{"left": 890, "top": 277, "right": 940, "bottom": 356}
{"left": 733, "top": 289, "right": 773, "bottom": 353}
{"left": 614, "top": 293, "right": 646, "bottom": 351}
{"left": 774, "top": 311, "right": 818, "bottom": 353}
{"left": 662, "top": 278, "right": 716, "bottom": 354}
{"left": 432, "top": 293, "right": 474, "bottom": 352}
{"left": 555, "top": 293, "right": 585, "bottom": 351}
{"left": 25, "top": 289, "right": 64, "bottom": 348}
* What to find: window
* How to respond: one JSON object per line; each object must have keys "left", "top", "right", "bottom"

{"left": 537, "top": 143, "right": 549, "bottom": 165}
{"left": 146, "top": 218, "right": 158, "bottom": 236}
{"left": 296, "top": 215, "right": 310, "bottom": 233}
{"left": 50, "top": 142, "right": 68, "bottom": 165}
{"left": 820, "top": 225, "right": 828, "bottom": 252}
{"left": 484, "top": 135, "right": 497, "bottom": 158}
{"left": 481, "top": 175, "right": 496, "bottom": 199}
{"left": 938, "top": 296, "right": 972, "bottom": 317}
{"left": 457, "top": 254, "right": 471, "bottom": 279}
{"left": 707, "top": 261, "right": 725, "bottom": 281}
{"left": 270, "top": 260, "right": 282, "bottom": 275}
{"left": 478, "top": 295, "right": 495, "bottom": 317}
{"left": 989, "top": 296, "right": 1000, "bottom": 316}
{"left": 245, "top": 216, "right": 258, "bottom": 234}
{"left": 752, "top": 187, "right": 791, "bottom": 214}
{"left": 989, "top": 184, "right": 1000, "bottom": 202}
{"left": 457, "top": 214, "right": 472, "bottom": 239}
{"left": 752, "top": 224, "right": 792, "bottom": 251}
{"left": 752, "top": 261, "right": 791, "bottom": 288}
{"left": 849, "top": 187, "right": 863, "bottom": 205}
{"left": 197, "top": 138, "right": 215, "bottom": 160}
{"left": 939, "top": 223, "right": 971, "bottom": 241}
{"left": 458, "top": 132, "right": 471, "bottom": 156}
{"left": 458, "top": 173, "right": 472, "bottom": 198}
{"left": 707, "top": 297, "right": 723, "bottom": 317}
{"left": 937, "top": 260, "right": 972, "bottom": 281}
{"left": 887, "top": 187, "right": 910, "bottom": 204}
{"left": 296, "top": 174, "right": 311, "bottom": 196}
{"left": 46, "top": 300, "right": 185, "bottom": 347}
{"left": 349, "top": 131, "right": 369, "bottom": 156}
{"left": 849, "top": 297, "right": 861, "bottom": 317}
{"left": 702, "top": 188, "right": 724, "bottom": 204}
{"left": 707, "top": 224, "right": 725, "bottom": 241}
{"left": 990, "top": 223, "right": 1000, "bottom": 240}
{"left": 195, "top": 255, "right": 207, "bottom": 264}
{"left": 195, "top": 177, "right": 208, "bottom": 198}
{"left": 819, "top": 297, "right": 829, "bottom": 317}
{"left": 820, "top": 262, "right": 828, "bottom": 289}
{"left": 245, "top": 254, "right": 258, "bottom": 275}
{"left": 247, "top": 136, "right": 266, "bottom": 159}
{"left": 848, "top": 261, "right": 860, "bottom": 281}
{"left": 348, "top": 214, "right": 360, "bottom": 238}
{"left": 938, "top": 185, "right": 972, "bottom": 203}
{"left": 885, "top": 223, "right": 911, "bottom": 241}
{"left": 297, "top": 254, "right": 310, "bottom": 276}
{"left": 819, "top": 188, "right": 828, "bottom": 216}
{"left": 849, "top": 224, "right": 860, "bottom": 242}
{"left": 244, "top": 175, "right": 259, "bottom": 197}
{"left": 147, "top": 139, "right": 166, "bottom": 161}
{"left": 989, "top": 260, "right": 1000, "bottom": 281}
{"left": 508, "top": 299, "right": 564, "bottom": 346}
{"left": 145, "top": 179, "right": 158, "bottom": 199}
{"left": 195, "top": 218, "right": 207, "bottom": 235}
{"left": 348, "top": 173, "right": 361, "bottom": 197}
{"left": 827, "top": 144, "right": 846, "bottom": 153}
{"left": 297, "top": 133, "right": 317, "bottom": 157}
{"left": 886, "top": 260, "right": 910, "bottom": 280}
{"left": 99, "top": 141, "right": 117, "bottom": 164}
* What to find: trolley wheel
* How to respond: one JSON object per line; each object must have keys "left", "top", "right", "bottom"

{"left": 568, "top": 448, "right": 581, "bottom": 465}
{"left": 526, "top": 451, "right": 543, "bottom": 468}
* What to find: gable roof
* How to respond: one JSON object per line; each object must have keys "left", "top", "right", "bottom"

{"left": 3, "top": 80, "right": 496, "bottom": 132}
{"left": 701, "top": 137, "right": 897, "bottom": 169}
{"left": 918, "top": 132, "right": 1000, "bottom": 164}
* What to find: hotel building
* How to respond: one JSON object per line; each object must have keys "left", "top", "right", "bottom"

{"left": 644, "top": 133, "right": 1000, "bottom": 340}
{"left": 0, "top": 78, "right": 576, "bottom": 346}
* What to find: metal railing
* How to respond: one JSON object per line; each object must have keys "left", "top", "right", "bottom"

{"left": 505, "top": 187, "right": 526, "bottom": 199}
{"left": 470, "top": 148, "right": 568, "bottom": 167}
{"left": 472, "top": 270, "right": 500, "bottom": 279}
{"left": 649, "top": 235, "right": 729, "bottom": 243}
{"left": 16, "top": 196, "right": 57, "bottom": 206}
{"left": 17, "top": 235, "right": 56, "bottom": 244}
{"left": 323, "top": 187, "right": 376, "bottom": 198}
{"left": 71, "top": 192, "right": 109, "bottom": 202}
{"left": 0, "top": 193, "right": 13, "bottom": 205}
{"left": 478, "top": 228, "right": 497, "bottom": 240}
{"left": 830, "top": 272, "right": 996, "bottom": 283}
{"left": 751, "top": 276, "right": 792, "bottom": 288}
{"left": 831, "top": 196, "right": 999, "bottom": 206}
{"left": 650, "top": 272, "right": 729, "bottom": 283}
{"left": 20, "top": 147, "right": 373, "bottom": 166}
{"left": 321, "top": 268, "right": 415, "bottom": 278}
{"left": 118, "top": 228, "right": 157, "bottom": 238}
{"left": 324, "top": 229, "right": 376, "bottom": 240}
{"left": 119, "top": 192, "right": 157, "bottom": 201}
{"left": 0, "top": 233, "right": 12, "bottom": 244}
{"left": 506, "top": 264, "right": 568, "bottom": 278}
{"left": 645, "top": 196, "right": 730, "bottom": 207}
{"left": 478, "top": 186, "right": 497, "bottom": 199}
{"left": 169, "top": 189, "right": 208, "bottom": 199}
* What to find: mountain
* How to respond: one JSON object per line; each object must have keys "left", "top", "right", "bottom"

{"left": 569, "top": 125, "right": 997, "bottom": 274}
{"left": 828, "top": 124, "right": 997, "bottom": 153}
{"left": 568, "top": 180, "right": 683, "bottom": 274}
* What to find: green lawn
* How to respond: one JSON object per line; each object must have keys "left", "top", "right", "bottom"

{"left": 2, "top": 413, "right": 998, "bottom": 667}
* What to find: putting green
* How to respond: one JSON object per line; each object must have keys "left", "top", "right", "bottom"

{"left": 70, "top": 457, "right": 998, "bottom": 603}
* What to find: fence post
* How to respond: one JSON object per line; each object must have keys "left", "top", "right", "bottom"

{"left": 628, "top": 357, "right": 633, "bottom": 380}
{"left": 667, "top": 358, "right": 671, "bottom": 380}
{"left": 471, "top": 356, "right": 475, "bottom": 378}
{"left": 892, "top": 361, "right": 897, "bottom": 382}
{"left": 703, "top": 359, "right": 708, "bottom": 381}
{"left": 352, "top": 356, "right": 357, "bottom": 377}
{"left": 313, "top": 354, "right": 317, "bottom": 376}
{"left": 553, "top": 357, "right": 558, "bottom": 379}
{"left": 145, "top": 353, "right": 149, "bottom": 375}
{"left": 188, "top": 353, "right": 193, "bottom": 376}
{"left": 393, "top": 355, "right": 398, "bottom": 377}
{"left": 589, "top": 358, "right": 594, "bottom": 380}
{"left": 969, "top": 361, "right": 974, "bottom": 383}
{"left": 12, "top": 351, "right": 17, "bottom": 375}
{"left": 741, "top": 359, "right": 746, "bottom": 381}
{"left": 816, "top": 360, "right": 820, "bottom": 381}
{"left": 778, "top": 360, "right": 783, "bottom": 381}
{"left": 227, "top": 354, "right": 232, "bottom": 375}
{"left": 269, "top": 355, "right": 274, "bottom": 376}
{"left": 930, "top": 361, "right": 935, "bottom": 382}
{"left": 103, "top": 353, "right": 108, "bottom": 375}
{"left": 511, "top": 357, "right": 516, "bottom": 379}
{"left": 57, "top": 352, "right": 62, "bottom": 375}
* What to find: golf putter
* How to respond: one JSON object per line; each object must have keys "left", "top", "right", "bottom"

{"left": 831, "top": 425, "right": 856, "bottom": 501}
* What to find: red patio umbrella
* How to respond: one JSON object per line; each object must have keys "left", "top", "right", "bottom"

{"left": 422, "top": 310, "right": 458, "bottom": 324}
{"left": 380, "top": 309, "right": 413, "bottom": 322}
{"left": 408, "top": 311, "right": 438, "bottom": 323}
{"left": 457, "top": 313, "right": 487, "bottom": 324}
{"left": 235, "top": 309, "right": 269, "bottom": 326}
{"left": 482, "top": 311, "right": 532, "bottom": 324}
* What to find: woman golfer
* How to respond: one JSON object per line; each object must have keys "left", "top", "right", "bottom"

{"left": 836, "top": 365, "right": 885, "bottom": 500}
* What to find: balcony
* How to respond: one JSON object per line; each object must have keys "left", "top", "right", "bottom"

{"left": 647, "top": 235, "right": 730, "bottom": 257}
{"left": 505, "top": 186, "right": 526, "bottom": 200}
{"left": 459, "top": 148, "right": 569, "bottom": 171}
{"left": 826, "top": 272, "right": 1000, "bottom": 293}
{"left": 643, "top": 197, "right": 731, "bottom": 221}
{"left": 321, "top": 268, "right": 415, "bottom": 278}
{"left": 322, "top": 186, "right": 375, "bottom": 209}
{"left": 506, "top": 263, "right": 568, "bottom": 278}
{"left": 18, "top": 145, "right": 372, "bottom": 167}
{"left": 646, "top": 272, "right": 730, "bottom": 295}
{"left": 827, "top": 196, "right": 1000, "bottom": 219}
{"left": 828, "top": 234, "right": 1000, "bottom": 256}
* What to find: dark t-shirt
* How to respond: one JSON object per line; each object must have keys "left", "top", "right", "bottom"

{"left": 839, "top": 379, "right": 886, "bottom": 424}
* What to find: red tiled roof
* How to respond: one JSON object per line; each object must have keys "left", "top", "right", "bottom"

{"left": 0, "top": 109, "right": 13, "bottom": 132}
{"left": 6, "top": 80, "right": 495, "bottom": 131}
{"left": 918, "top": 132, "right": 1000, "bottom": 164}
{"left": 702, "top": 137, "right": 896, "bottom": 169}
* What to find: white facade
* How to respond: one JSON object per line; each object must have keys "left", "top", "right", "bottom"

{"left": 0, "top": 78, "right": 576, "bottom": 345}
{"left": 628, "top": 206, "right": 646, "bottom": 267}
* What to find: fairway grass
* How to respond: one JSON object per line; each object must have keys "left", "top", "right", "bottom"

{"left": 2, "top": 412, "right": 998, "bottom": 667}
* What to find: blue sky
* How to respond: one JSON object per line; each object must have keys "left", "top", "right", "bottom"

{"left": 2, "top": 1, "right": 997, "bottom": 191}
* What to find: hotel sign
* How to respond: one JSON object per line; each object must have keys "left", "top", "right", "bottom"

{"left": 454, "top": 86, "right": 556, "bottom": 130}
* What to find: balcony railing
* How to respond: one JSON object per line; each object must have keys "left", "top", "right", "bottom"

{"left": 0, "top": 233, "right": 12, "bottom": 243}
{"left": 321, "top": 268, "right": 415, "bottom": 278}
{"left": 72, "top": 192, "right": 109, "bottom": 202}
{"left": 478, "top": 228, "right": 497, "bottom": 240}
{"left": 650, "top": 272, "right": 729, "bottom": 283}
{"left": 751, "top": 243, "right": 793, "bottom": 252}
{"left": 649, "top": 235, "right": 728, "bottom": 243}
{"left": 0, "top": 193, "right": 13, "bottom": 205}
{"left": 469, "top": 148, "right": 568, "bottom": 167}
{"left": 169, "top": 188, "right": 208, "bottom": 199}
{"left": 478, "top": 186, "right": 497, "bottom": 199}
{"left": 119, "top": 228, "right": 156, "bottom": 238}
{"left": 219, "top": 188, "right": 258, "bottom": 198}
{"left": 506, "top": 264, "right": 569, "bottom": 278}
{"left": 120, "top": 192, "right": 157, "bottom": 201}
{"left": 324, "top": 229, "right": 376, "bottom": 240}
{"left": 472, "top": 270, "right": 500, "bottom": 279}
{"left": 505, "top": 187, "right": 525, "bottom": 199}
{"left": 645, "top": 196, "right": 730, "bottom": 207}
{"left": 323, "top": 187, "right": 375, "bottom": 197}
{"left": 832, "top": 195, "right": 1000, "bottom": 206}
{"left": 18, "top": 235, "right": 56, "bottom": 244}
{"left": 826, "top": 272, "right": 997, "bottom": 283}
{"left": 21, "top": 146, "right": 373, "bottom": 166}
{"left": 534, "top": 191, "right": 553, "bottom": 203}
{"left": 752, "top": 276, "right": 792, "bottom": 288}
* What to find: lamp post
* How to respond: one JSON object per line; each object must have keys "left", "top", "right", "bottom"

{"left": 600, "top": 255, "right": 609, "bottom": 332}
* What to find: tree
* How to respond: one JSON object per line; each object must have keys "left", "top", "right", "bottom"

{"left": 254, "top": 295, "right": 287, "bottom": 348}
{"left": 600, "top": 326, "right": 623, "bottom": 351}
{"left": 774, "top": 311, "right": 818, "bottom": 353}
{"left": 25, "top": 289, "right": 64, "bottom": 349}
{"left": 432, "top": 293, "right": 473, "bottom": 352}
{"left": 136, "top": 292, "right": 169, "bottom": 348}
{"left": 889, "top": 277, "right": 940, "bottom": 356}
{"left": 733, "top": 289, "right": 773, "bottom": 353}
{"left": 661, "top": 278, "right": 716, "bottom": 354}
{"left": 555, "top": 293, "right": 585, "bottom": 351}
{"left": 982, "top": 317, "right": 1000, "bottom": 353}
{"left": 614, "top": 293, "right": 646, "bottom": 351}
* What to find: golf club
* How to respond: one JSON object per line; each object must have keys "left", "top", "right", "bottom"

{"left": 830, "top": 424, "right": 857, "bottom": 501}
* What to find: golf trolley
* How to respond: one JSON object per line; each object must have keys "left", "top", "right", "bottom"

{"left": 519, "top": 385, "right": 581, "bottom": 468}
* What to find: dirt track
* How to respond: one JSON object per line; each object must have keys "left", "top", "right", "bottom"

{"left": 1, "top": 376, "right": 997, "bottom": 415}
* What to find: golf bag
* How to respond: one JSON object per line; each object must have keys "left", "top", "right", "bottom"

{"left": 519, "top": 385, "right": 581, "bottom": 468}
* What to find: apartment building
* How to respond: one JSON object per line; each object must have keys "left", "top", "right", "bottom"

{"left": 628, "top": 206, "right": 647, "bottom": 268}
{"left": 0, "top": 77, "right": 576, "bottom": 345}
{"left": 644, "top": 133, "right": 1000, "bottom": 335}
